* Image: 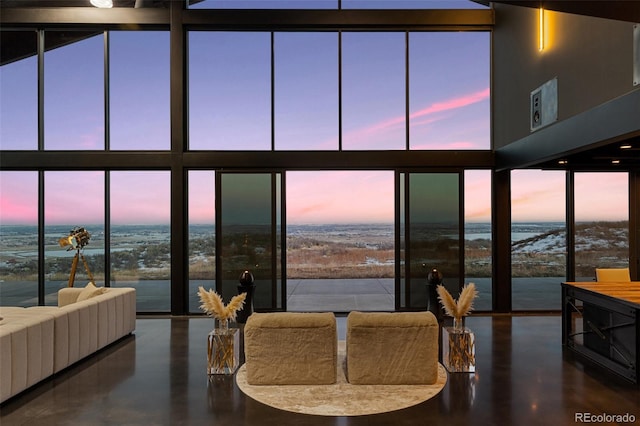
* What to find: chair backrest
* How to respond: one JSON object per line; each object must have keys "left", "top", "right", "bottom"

{"left": 595, "top": 268, "right": 631, "bottom": 282}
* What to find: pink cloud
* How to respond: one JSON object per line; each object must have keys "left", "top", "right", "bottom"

{"left": 343, "top": 87, "right": 490, "bottom": 147}
{"left": 410, "top": 88, "right": 490, "bottom": 121}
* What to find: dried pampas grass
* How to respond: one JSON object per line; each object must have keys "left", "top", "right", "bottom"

{"left": 198, "top": 286, "right": 247, "bottom": 322}
{"left": 436, "top": 283, "right": 478, "bottom": 320}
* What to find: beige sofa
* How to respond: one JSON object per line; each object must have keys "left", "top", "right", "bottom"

{"left": 0, "top": 286, "right": 136, "bottom": 403}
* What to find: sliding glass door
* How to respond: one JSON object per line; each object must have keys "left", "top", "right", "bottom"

{"left": 398, "top": 172, "right": 462, "bottom": 310}
{"left": 217, "top": 172, "right": 284, "bottom": 310}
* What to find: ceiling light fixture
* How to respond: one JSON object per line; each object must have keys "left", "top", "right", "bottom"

{"left": 558, "top": 159, "right": 568, "bottom": 165}
{"left": 611, "top": 159, "right": 621, "bottom": 164}
{"left": 620, "top": 144, "right": 632, "bottom": 149}
{"left": 90, "top": 0, "right": 113, "bottom": 7}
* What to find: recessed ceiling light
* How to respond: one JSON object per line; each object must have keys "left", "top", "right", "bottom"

{"left": 558, "top": 159, "right": 568, "bottom": 165}
{"left": 90, "top": 0, "right": 113, "bottom": 7}
{"left": 611, "top": 159, "right": 621, "bottom": 164}
{"left": 620, "top": 144, "right": 632, "bottom": 149}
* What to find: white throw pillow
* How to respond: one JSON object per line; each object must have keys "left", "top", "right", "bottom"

{"left": 77, "top": 282, "right": 108, "bottom": 302}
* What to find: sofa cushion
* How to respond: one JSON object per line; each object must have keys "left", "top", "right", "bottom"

{"left": 77, "top": 282, "right": 108, "bottom": 302}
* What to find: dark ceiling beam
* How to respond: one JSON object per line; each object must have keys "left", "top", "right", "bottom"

{"left": 0, "top": 7, "right": 170, "bottom": 27}
{"left": 495, "top": 89, "right": 640, "bottom": 171}
{"left": 486, "top": 1, "right": 640, "bottom": 23}
{"left": 183, "top": 9, "right": 494, "bottom": 30}
{"left": 0, "top": 7, "right": 494, "bottom": 29}
{"left": 0, "top": 150, "right": 494, "bottom": 170}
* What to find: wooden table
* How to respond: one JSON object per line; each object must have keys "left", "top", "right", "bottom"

{"left": 561, "top": 282, "right": 640, "bottom": 384}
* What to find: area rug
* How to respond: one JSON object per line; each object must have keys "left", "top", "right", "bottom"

{"left": 235, "top": 341, "right": 448, "bottom": 416}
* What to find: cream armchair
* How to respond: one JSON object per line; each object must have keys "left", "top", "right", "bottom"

{"left": 595, "top": 268, "right": 631, "bottom": 282}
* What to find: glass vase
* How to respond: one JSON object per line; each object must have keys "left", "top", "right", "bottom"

{"left": 207, "top": 319, "right": 239, "bottom": 375}
{"left": 442, "top": 324, "right": 476, "bottom": 373}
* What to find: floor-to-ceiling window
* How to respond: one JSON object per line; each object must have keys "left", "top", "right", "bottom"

{"left": 188, "top": 171, "right": 216, "bottom": 313}
{"left": 274, "top": 32, "right": 338, "bottom": 150}
{"left": 110, "top": 171, "right": 171, "bottom": 312}
{"left": 465, "top": 170, "right": 492, "bottom": 310}
{"left": 286, "top": 171, "right": 394, "bottom": 311}
{"left": 0, "top": 172, "right": 39, "bottom": 307}
{"left": 109, "top": 31, "right": 170, "bottom": 150}
{"left": 511, "top": 170, "right": 566, "bottom": 310}
{"left": 574, "top": 172, "right": 629, "bottom": 281}
{"left": 1, "top": 8, "right": 494, "bottom": 314}
{"left": 0, "top": 30, "right": 37, "bottom": 150}
{"left": 45, "top": 32, "right": 104, "bottom": 150}
{"left": 44, "top": 171, "right": 105, "bottom": 304}
{"left": 399, "top": 172, "right": 462, "bottom": 310}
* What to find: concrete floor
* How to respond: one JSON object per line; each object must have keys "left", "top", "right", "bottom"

{"left": 1, "top": 315, "right": 637, "bottom": 425}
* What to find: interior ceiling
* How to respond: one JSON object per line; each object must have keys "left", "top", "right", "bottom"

{"left": 1, "top": 1, "right": 638, "bottom": 170}
{"left": 485, "top": 1, "right": 640, "bottom": 23}
{"left": 535, "top": 136, "right": 640, "bottom": 171}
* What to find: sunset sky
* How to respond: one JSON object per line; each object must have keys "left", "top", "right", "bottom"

{"left": 0, "top": 15, "right": 630, "bottom": 227}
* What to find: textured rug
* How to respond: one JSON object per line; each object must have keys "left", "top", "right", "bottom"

{"left": 235, "top": 341, "right": 448, "bottom": 416}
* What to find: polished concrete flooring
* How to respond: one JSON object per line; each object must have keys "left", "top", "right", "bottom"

{"left": 1, "top": 315, "right": 638, "bottom": 426}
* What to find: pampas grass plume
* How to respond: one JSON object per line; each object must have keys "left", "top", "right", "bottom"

{"left": 197, "top": 286, "right": 247, "bottom": 321}
{"left": 436, "top": 282, "right": 478, "bottom": 319}
{"left": 457, "top": 283, "right": 478, "bottom": 317}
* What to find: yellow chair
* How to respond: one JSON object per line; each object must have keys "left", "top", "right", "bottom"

{"left": 595, "top": 268, "right": 631, "bottom": 282}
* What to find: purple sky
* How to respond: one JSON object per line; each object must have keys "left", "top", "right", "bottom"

{"left": 0, "top": 26, "right": 630, "bottom": 226}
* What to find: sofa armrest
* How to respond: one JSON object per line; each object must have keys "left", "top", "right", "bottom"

{"left": 58, "top": 288, "right": 83, "bottom": 307}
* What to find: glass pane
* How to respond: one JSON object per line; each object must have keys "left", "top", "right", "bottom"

{"left": 45, "top": 171, "right": 105, "bottom": 305}
{"left": 274, "top": 32, "right": 338, "bottom": 150}
{"left": 286, "top": 171, "right": 394, "bottom": 312}
{"left": 342, "top": 32, "right": 405, "bottom": 150}
{"left": 409, "top": 32, "right": 490, "bottom": 150}
{"left": 574, "top": 172, "right": 629, "bottom": 281}
{"left": 0, "top": 172, "right": 38, "bottom": 306}
{"left": 189, "top": 32, "right": 271, "bottom": 150}
{"left": 465, "top": 170, "right": 491, "bottom": 310}
{"left": 110, "top": 171, "right": 170, "bottom": 312}
{"left": 511, "top": 170, "right": 566, "bottom": 310}
{"left": 189, "top": 170, "right": 216, "bottom": 313}
{"left": 45, "top": 32, "right": 104, "bottom": 150}
{"left": 188, "top": 0, "right": 337, "bottom": 9}
{"left": 109, "top": 31, "right": 170, "bottom": 150}
{"left": 0, "top": 31, "right": 38, "bottom": 150}
{"left": 343, "top": 0, "right": 489, "bottom": 8}
{"left": 220, "top": 173, "right": 278, "bottom": 310}
{"left": 408, "top": 173, "right": 460, "bottom": 309}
